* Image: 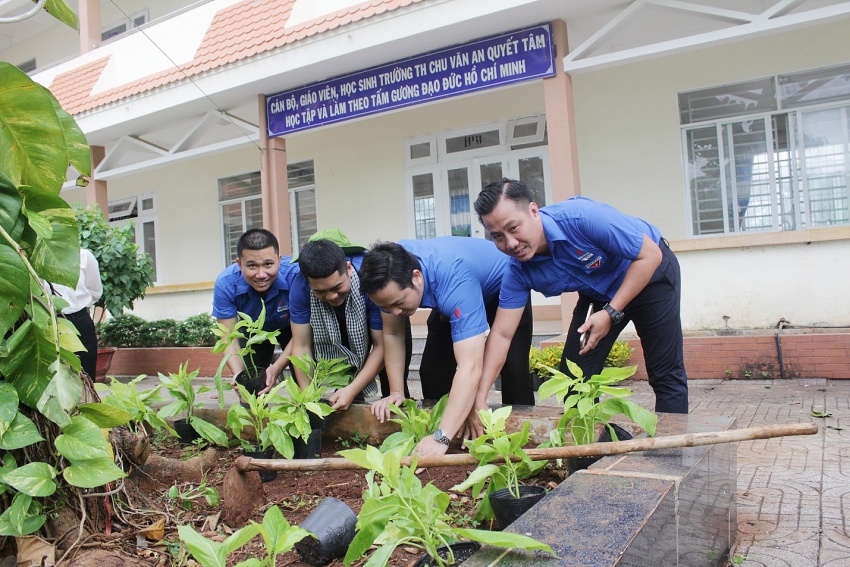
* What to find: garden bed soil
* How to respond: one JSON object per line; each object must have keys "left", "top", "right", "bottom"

{"left": 0, "top": 435, "right": 560, "bottom": 566}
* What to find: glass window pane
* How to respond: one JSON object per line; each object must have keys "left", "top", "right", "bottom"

{"left": 294, "top": 189, "right": 317, "bottom": 249}
{"left": 679, "top": 78, "right": 777, "bottom": 125}
{"left": 723, "top": 119, "right": 773, "bottom": 232}
{"left": 222, "top": 203, "right": 243, "bottom": 264}
{"left": 448, "top": 168, "right": 470, "bottom": 237}
{"left": 518, "top": 157, "right": 546, "bottom": 207}
{"left": 142, "top": 220, "right": 157, "bottom": 281}
{"left": 799, "top": 107, "right": 849, "bottom": 227}
{"left": 479, "top": 162, "right": 504, "bottom": 190}
{"left": 410, "top": 142, "right": 431, "bottom": 160}
{"left": 288, "top": 161, "right": 315, "bottom": 189}
{"left": 412, "top": 173, "right": 436, "bottom": 239}
{"left": 219, "top": 172, "right": 261, "bottom": 201}
{"left": 445, "top": 130, "right": 501, "bottom": 154}
{"left": 780, "top": 63, "right": 850, "bottom": 109}
{"left": 686, "top": 126, "right": 724, "bottom": 234}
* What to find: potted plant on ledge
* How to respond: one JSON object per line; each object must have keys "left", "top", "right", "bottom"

{"left": 537, "top": 360, "right": 658, "bottom": 474}
{"left": 451, "top": 406, "right": 547, "bottom": 529}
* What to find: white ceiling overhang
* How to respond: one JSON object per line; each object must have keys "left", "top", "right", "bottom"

{"left": 47, "top": 0, "right": 850, "bottom": 181}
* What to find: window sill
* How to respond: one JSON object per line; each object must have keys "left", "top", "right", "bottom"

{"left": 669, "top": 225, "right": 850, "bottom": 252}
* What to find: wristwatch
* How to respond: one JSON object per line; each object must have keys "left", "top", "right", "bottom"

{"left": 433, "top": 428, "right": 452, "bottom": 446}
{"left": 603, "top": 303, "right": 625, "bottom": 325}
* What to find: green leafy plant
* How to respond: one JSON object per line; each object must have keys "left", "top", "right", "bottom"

{"left": 167, "top": 475, "right": 220, "bottom": 511}
{"left": 0, "top": 61, "right": 134, "bottom": 541}
{"left": 605, "top": 339, "right": 634, "bottom": 368}
{"left": 279, "top": 355, "right": 352, "bottom": 443}
{"left": 537, "top": 361, "right": 658, "bottom": 447}
{"left": 340, "top": 446, "right": 554, "bottom": 566}
{"left": 178, "top": 504, "right": 311, "bottom": 567}
{"left": 175, "top": 313, "right": 218, "bottom": 347}
{"left": 157, "top": 361, "right": 228, "bottom": 446}
{"left": 379, "top": 395, "right": 448, "bottom": 454}
{"left": 529, "top": 340, "right": 633, "bottom": 380}
{"left": 74, "top": 204, "right": 154, "bottom": 321}
{"left": 136, "top": 318, "right": 180, "bottom": 347}
{"left": 97, "top": 313, "right": 146, "bottom": 347}
{"left": 94, "top": 374, "right": 174, "bottom": 436}
{"left": 336, "top": 432, "right": 369, "bottom": 449}
{"left": 226, "top": 382, "right": 297, "bottom": 457}
{"left": 529, "top": 344, "right": 563, "bottom": 378}
{"left": 451, "top": 406, "right": 545, "bottom": 521}
{"left": 210, "top": 304, "right": 280, "bottom": 404}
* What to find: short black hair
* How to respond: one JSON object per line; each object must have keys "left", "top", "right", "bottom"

{"left": 358, "top": 241, "right": 421, "bottom": 296}
{"left": 237, "top": 228, "right": 279, "bottom": 257}
{"left": 474, "top": 177, "right": 534, "bottom": 219}
{"left": 298, "top": 239, "right": 347, "bottom": 280}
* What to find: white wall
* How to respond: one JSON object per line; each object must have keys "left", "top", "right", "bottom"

{"left": 572, "top": 19, "right": 850, "bottom": 330}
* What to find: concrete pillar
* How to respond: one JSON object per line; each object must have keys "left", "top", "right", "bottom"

{"left": 87, "top": 145, "right": 108, "bottom": 215}
{"left": 258, "top": 94, "right": 293, "bottom": 256}
{"left": 543, "top": 19, "right": 580, "bottom": 202}
{"left": 544, "top": 19, "right": 581, "bottom": 324}
{"left": 78, "top": 0, "right": 101, "bottom": 54}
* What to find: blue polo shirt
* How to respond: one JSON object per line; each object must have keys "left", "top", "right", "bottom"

{"left": 290, "top": 254, "right": 383, "bottom": 330}
{"left": 500, "top": 196, "right": 662, "bottom": 307}
{"left": 211, "top": 259, "right": 301, "bottom": 331}
{"left": 399, "top": 237, "right": 512, "bottom": 343}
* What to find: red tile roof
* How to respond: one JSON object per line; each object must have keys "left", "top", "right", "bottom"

{"left": 49, "top": 0, "right": 426, "bottom": 115}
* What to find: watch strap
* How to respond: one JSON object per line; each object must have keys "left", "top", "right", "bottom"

{"left": 433, "top": 428, "right": 451, "bottom": 446}
{"left": 603, "top": 303, "right": 624, "bottom": 324}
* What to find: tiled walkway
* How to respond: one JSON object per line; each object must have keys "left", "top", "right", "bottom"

{"left": 600, "top": 378, "right": 849, "bottom": 567}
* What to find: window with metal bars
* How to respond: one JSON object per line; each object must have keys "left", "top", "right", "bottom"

{"left": 681, "top": 63, "right": 850, "bottom": 236}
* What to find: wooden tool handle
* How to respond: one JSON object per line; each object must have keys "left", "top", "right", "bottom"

{"left": 235, "top": 421, "right": 818, "bottom": 472}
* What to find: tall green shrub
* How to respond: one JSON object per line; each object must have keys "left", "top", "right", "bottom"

{"left": 75, "top": 204, "right": 154, "bottom": 320}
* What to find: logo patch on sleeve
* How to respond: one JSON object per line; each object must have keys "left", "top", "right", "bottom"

{"left": 587, "top": 257, "right": 602, "bottom": 269}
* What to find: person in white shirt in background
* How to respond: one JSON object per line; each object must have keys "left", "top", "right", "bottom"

{"left": 50, "top": 249, "right": 103, "bottom": 380}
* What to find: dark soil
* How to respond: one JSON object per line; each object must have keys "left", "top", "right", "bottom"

{"left": 0, "top": 433, "right": 562, "bottom": 566}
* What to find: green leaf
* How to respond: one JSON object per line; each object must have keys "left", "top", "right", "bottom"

{"left": 42, "top": 0, "right": 79, "bottom": 30}
{"left": 0, "top": 244, "right": 28, "bottom": 339}
{"left": 222, "top": 523, "right": 261, "bottom": 554}
{"left": 55, "top": 415, "right": 113, "bottom": 461}
{"left": 63, "top": 457, "right": 126, "bottom": 488}
{"left": 0, "top": 412, "right": 44, "bottom": 450}
{"left": 456, "top": 527, "right": 555, "bottom": 554}
{"left": 2, "top": 462, "right": 57, "bottom": 497}
{"left": 0, "top": 382, "right": 18, "bottom": 430}
{"left": 44, "top": 92, "right": 89, "bottom": 177}
{"left": 450, "top": 464, "right": 499, "bottom": 492}
{"left": 0, "top": 493, "right": 45, "bottom": 536}
{"left": 178, "top": 524, "right": 227, "bottom": 567}
{"left": 0, "top": 63, "right": 67, "bottom": 192}
{"left": 20, "top": 186, "right": 80, "bottom": 286}
{"left": 0, "top": 171, "right": 27, "bottom": 242}
{"left": 191, "top": 417, "right": 229, "bottom": 447}
{"left": 37, "top": 358, "right": 82, "bottom": 428}
{"left": 0, "top": 322, "right": 63, "bottom": 414}
{"left": 77, "top": 402, "right": 134, "bottom": 428}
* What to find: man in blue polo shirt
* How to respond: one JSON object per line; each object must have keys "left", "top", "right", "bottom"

{"left": 473, "top": 178, "right": 688, "bottom": 434}
{"left": 212, "top": 228, "right": 300, "bottom": 392}
{"left": 358, "top": 237, "right": 533, "bottom": 457}
{"left": 289, "top": 229, "right": 411, "bottom": 409}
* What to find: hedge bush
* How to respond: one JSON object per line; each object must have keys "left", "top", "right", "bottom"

{"left": 99, "top": 313, "right": 217, "bottom": 348}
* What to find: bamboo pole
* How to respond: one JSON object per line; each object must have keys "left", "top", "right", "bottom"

{"left": 234, "top": 421, "right": 818, "bottom": 473}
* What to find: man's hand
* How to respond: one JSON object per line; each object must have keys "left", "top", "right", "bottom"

{"left": 577, "top": 310, "right": 613, "bottom": 355}
{"left": 258, "top": 366, "right": 279, "bottom": 395}
{"left": 462, "top": 398, "right": 488, "bottom": 442}
{"left": 371, "top": 393, "right": 405, "bottom": 423}
{"left": 329, "top": 385, "right": 358, "bottom": 411}
{"left": 413, "top": 435, "right": 450, "bottom": 461}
